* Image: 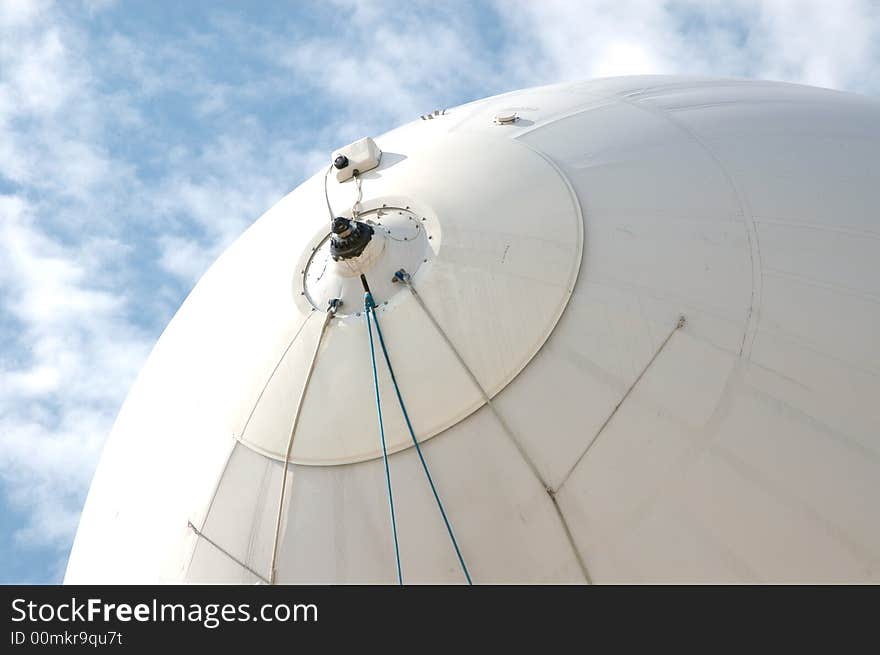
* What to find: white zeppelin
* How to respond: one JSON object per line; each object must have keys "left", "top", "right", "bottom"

{"left": 66, "top": 77, "right": 880, "bottom": 584}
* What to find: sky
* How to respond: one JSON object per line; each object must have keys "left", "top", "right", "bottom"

{"left": 1, "top": 0, "right": 879, "bottom": 584}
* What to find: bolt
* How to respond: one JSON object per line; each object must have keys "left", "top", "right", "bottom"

{"left": 331, "top": 216, "right": 351, "bottom": 235}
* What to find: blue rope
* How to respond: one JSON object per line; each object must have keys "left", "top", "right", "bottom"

{"left": 365, "top": 293, "right": 403, "bottom": 585}
{"left": 368, "top": 299, "right": 473, "bottom": 585}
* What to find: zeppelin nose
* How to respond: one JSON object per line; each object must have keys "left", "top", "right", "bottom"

{"left": 330, "top": 217, "right": 374, "bottom": 261}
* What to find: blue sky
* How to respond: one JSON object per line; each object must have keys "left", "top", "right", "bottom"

{"left": 1, "top": 0, "right": 878, "bottom": 584}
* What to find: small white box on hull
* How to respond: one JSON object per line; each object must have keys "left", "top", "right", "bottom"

{"left": 333, "top": 137, "right": 382, "bottom": 182}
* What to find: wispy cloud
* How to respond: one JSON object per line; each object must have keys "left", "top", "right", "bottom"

{"left": 496, "top": 0, "right": 880, "bottom": 94}
{"left": 0, "top": 194, "right": 149, "bottom": 560}
{"left": 1, "top": 0, "right": 878, "bottom": 582}
{"left": 1, "top": 2, "right": 162, "bottom": 579}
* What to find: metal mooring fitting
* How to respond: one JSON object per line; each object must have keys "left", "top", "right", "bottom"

{"left": 330, "top": 217, "right": 374, "bottom": 261}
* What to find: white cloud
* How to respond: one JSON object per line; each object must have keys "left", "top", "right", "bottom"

{"left": 495, "top": 0, "right": 880, "bottom": 93}
{"left": 0, "top": 4, "right": 151, "bottom": 573}
{"left": 272, "top": 0, "right": 513, "bottom": 135}
{"left": 0, "top": 194, "right": 150, "bottom": 562}
{"left": 748, "top": 0, "right": 877, "bottom": 90}
{"left": 0, "top": 0, "right": 49, "bottom": 29}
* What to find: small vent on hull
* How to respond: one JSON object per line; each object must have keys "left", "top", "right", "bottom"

{"left": 420, "top": 109, "right": 447, "bottom": 120}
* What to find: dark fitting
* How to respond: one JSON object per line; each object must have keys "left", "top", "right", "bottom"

{"left": 332, "top": 216, "right": 352, "bottom": 237}
{"left": 330, "top": 219, "right": 374, "bottom": 261}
